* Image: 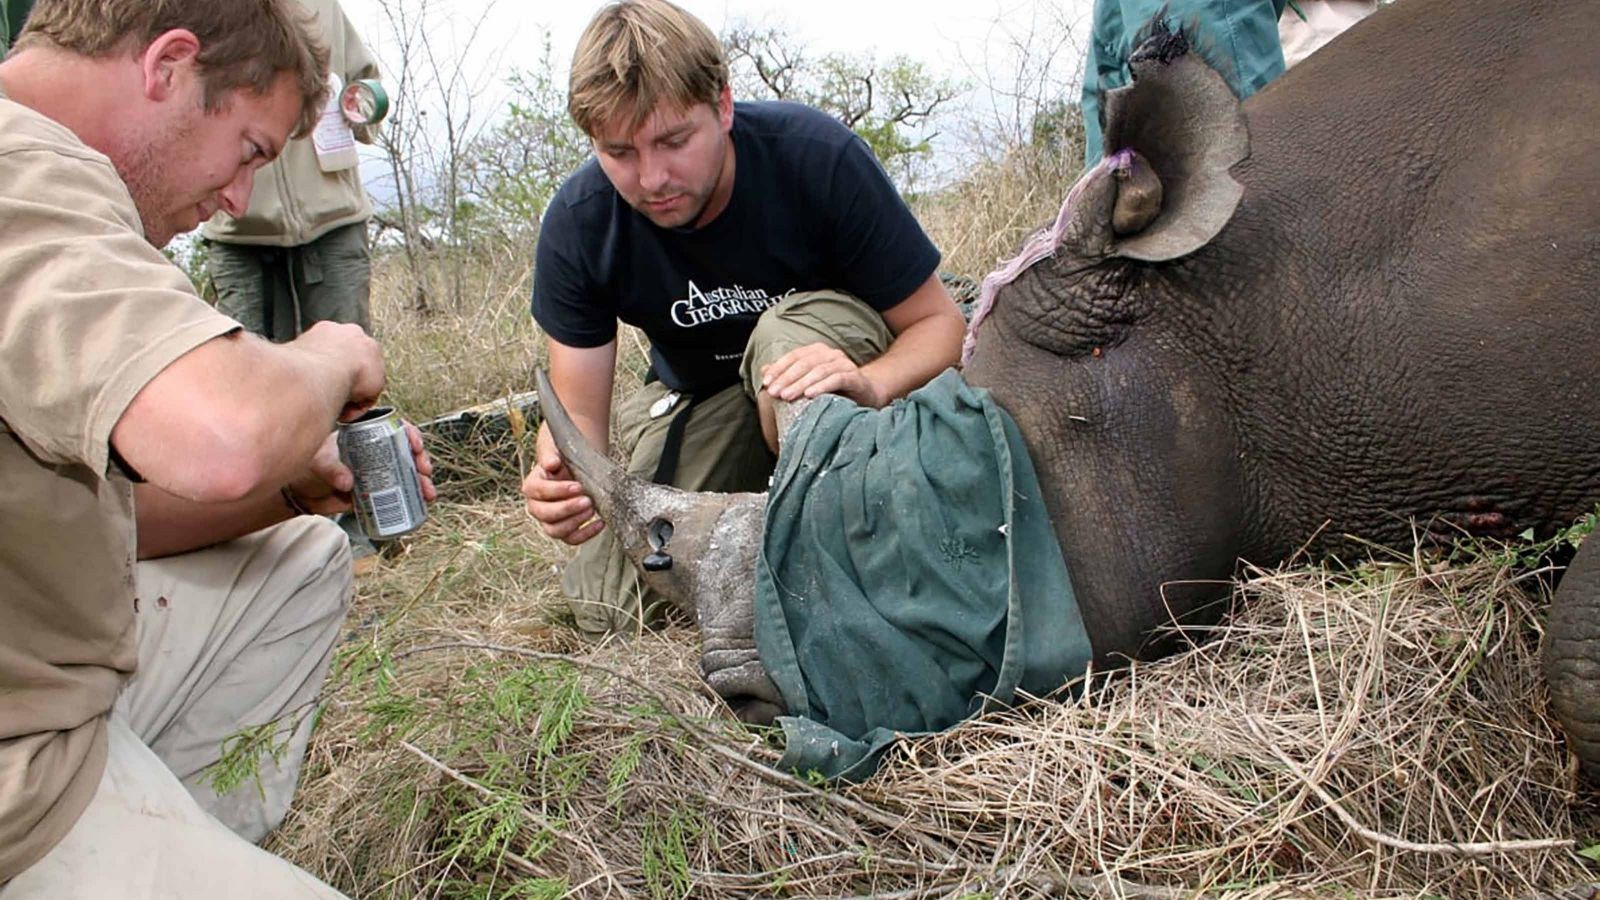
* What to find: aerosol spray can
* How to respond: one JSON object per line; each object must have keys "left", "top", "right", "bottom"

{"left": 337, "top": 407, "right": 428, "bottom": 539}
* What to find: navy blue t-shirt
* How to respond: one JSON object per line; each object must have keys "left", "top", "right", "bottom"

{"left": 531, "top": 101, "right": 941, "bottom": 395}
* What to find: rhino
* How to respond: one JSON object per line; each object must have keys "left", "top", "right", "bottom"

{"left": 537, "top": 0, "right": 1600, "bottom": 772}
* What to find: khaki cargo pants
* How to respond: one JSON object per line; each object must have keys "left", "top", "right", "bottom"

{"left": 208, "top": 222, "right": 372, "bottom": 342}
{"left": 562, "top": 290, "right": 893, "bottom": 636}
{"left": 2, "top": 517, "right": 353, "bottom": 899}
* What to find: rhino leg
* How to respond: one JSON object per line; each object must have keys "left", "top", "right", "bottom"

{"left": 1546, "top": 534, "right": 1600, "bottom": 776}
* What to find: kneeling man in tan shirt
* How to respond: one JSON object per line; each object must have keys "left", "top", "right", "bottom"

{"left": 0, "top": 1, "right": 434, "bottom": 896}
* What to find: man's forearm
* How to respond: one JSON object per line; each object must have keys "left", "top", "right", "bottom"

{"left": 113, "top": 326, "right": 375, "bottom": 503}
{"left": 859, "top": 309, "right": 966, "bottom": 404}
{"left": 545, "top": 339, "right": 620, "bottom": 458}
{"left": 134, "top": 481, "right": 295, "bottom": 559}
{"left": 571, "top": 411, "right": 612, "bottom": 457}
{"left": 257, "top": 336, "right": 363, "bottom": 471}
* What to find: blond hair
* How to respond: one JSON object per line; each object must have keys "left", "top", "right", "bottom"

{"left": 17, "top": 0, "right": 330, "bottom": 137}
{"left": 568, "top": 0, "right": 728, "bottom": 137}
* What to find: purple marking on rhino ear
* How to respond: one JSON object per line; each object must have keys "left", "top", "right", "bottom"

{"left": 960, "top": 149, "right": 1135, "bottom": 367}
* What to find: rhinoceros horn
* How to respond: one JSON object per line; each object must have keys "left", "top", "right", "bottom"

{"left": 534, "top": 369, "right": 785, "bottom": 722}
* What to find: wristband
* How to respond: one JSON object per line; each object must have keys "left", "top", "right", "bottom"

{"left": 281, "top": 486, "right": 314, "bottom": 517}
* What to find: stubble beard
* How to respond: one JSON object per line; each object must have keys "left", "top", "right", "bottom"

{"left": 656, "top": 192, "right": 710, "bottom": 229}
{"left": 111, "top": 117, "right": 193, "bottom": 248}
{"left": 638, "top": 136, "right": 729, "bottom": 230}
{"left": 633, "top": 179, "right": 711, "bottom": 230}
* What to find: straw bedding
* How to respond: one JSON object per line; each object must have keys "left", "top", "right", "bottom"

{"left": 267, "top": 502, "right": 1599, "bottom": 898}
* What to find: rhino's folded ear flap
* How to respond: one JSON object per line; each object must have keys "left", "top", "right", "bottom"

{"left": 1068, "top": 29, "right": 1250, "bottom": 263}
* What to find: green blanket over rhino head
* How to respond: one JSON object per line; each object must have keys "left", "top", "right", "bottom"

{"left": 756, "top": 369, "right": 1094, "bottom": 781}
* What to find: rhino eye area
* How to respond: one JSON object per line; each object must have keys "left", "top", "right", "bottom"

{"left": 1008, "top": 261, "right": 1151, "bottom": 360}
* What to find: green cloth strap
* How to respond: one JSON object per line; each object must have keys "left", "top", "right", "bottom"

{"left": 755, "top": 369, "right": 1093, "bottom": 781}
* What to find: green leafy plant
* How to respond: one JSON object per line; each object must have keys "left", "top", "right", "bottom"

{"left": 207, "top": 719, "right": 293, "bottom": 798}
{"left": 641, "top": 806, "right": 704, "bottom": 900}
{"left": 1450, "top": 506, "right": 1599, "bottom": 570}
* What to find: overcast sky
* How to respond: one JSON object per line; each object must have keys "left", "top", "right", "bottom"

{"left": 338, "top": 0, "right": 1096, "bottom": 79}
{"left": 334, "top": 0, "right": 1098, "bottom": 198}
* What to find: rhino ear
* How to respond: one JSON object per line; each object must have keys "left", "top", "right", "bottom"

{"left": 1077, "top": 25, "right": 1250, "bottom": 263}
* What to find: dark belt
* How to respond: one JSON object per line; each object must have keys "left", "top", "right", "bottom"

{"left": 649, "top": 392, "right": 706, "bottom": 485}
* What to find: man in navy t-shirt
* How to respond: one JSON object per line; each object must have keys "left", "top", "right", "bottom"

{"left": 522, "top": 0, "right": 966, "bottom": 635}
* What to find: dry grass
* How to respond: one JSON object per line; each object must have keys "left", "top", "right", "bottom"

{"left": 368, "top": 240, "right": 546, "bottom": 425}
{"left": 916, "top": 144, "right": 1081, "bottom": 281}
{"left": 271, "top": 503, "right": 1600, "bottom": 898}
{"left": 870, "top": 557, "right": 1595, "bottom": 897}
{"left": 267, "top": 151, "right": 1600, "bottom": 898}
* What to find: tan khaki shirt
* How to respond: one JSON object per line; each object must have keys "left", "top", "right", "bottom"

{"left": 0, "top": 90, "right": 240, "bottom": 881}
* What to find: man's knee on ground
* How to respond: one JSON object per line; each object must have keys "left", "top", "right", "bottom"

{"left": 740, "top": 290, "right": 891, "bottom": 396}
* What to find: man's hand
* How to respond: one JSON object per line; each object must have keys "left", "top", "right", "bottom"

{"left": 521, "top": 423, "right": 605, "bottom": 545}
{"left": 759, "top": 342, "right": 886, "bottom": 408}
{"left": 284, "top": 423, "right": 437, "bottom": 516}
{"left": 294, "top": 321, "right": 386, "bottom": 422}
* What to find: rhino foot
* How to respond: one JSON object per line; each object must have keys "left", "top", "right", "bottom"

{"left": 1547, "top": 534, "right": 1600, "bottom": 778}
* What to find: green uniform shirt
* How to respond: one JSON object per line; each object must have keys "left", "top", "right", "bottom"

{"left": 1081, "top": 0, "right": 1290, "bottom": 167}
